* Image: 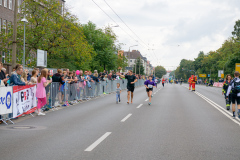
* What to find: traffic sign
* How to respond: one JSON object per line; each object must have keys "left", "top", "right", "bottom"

{"left": 208, "top": 74, "right": 210, "bottom": 77}
{"left": 199, "top": 74, "right": 206, "bottom": 78}
{"left": 236, "top": 63, "right": 240, "bottom": 73}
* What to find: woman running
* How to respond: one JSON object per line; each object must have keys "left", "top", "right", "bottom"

{"left": 222, "top": 74, "right": 232, "bottom": 110}
{"left": 144, "top": 76, "right": 156, "bottom": 105}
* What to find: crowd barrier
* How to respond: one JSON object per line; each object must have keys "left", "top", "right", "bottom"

{"left": 48, "top": 79, "right": 144, "bottom": 108}
{"left": 0, "top": 79, "right": 144, "bottom": 124}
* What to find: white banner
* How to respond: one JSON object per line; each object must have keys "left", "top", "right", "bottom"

{"left": 13, "top": 85, "right": 37, "bottom": 118}
{"left": 0, "top": 87, "right": 13, "bottom": 115}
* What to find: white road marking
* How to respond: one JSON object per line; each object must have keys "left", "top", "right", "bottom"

{"left": 145, "top": 99, "right": 149, "bottom": 101}
{"left": 193, "top": 91, "right": 240, "bottom": 126}
{"left": 137, "top": 104, "right": 143, "bottom": 109}
{"left": 121, "top": 114, "right": 132, "bottom": 122}
{"left": 85, "top": 132, "right": 112, "bottom": 152}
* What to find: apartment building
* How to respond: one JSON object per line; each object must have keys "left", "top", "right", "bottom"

{"left": 0, "top": 0, "right": 65, "bottom": 70}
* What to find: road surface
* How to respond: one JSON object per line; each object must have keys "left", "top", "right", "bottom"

{"left": 0, "top": 83, "right": 240, "bottom": 160}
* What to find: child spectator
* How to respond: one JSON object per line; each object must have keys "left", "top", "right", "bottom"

{"left": 30, "top": 70, "right": 38, "bottom": 83}
{"left": 36, "top": 69, "right": 52, "bottom": 115}
{"left": 116, "top": 83, "right": 121, "bottom": 104}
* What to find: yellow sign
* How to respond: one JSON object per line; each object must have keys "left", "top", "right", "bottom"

{"left": 221, "top": 74, "right": 224, "bottom": 78}
{"left": 199, "top": 74, "right": 206, "bottom": 78}
{"left": 236, "top": 63, "right": 240, "bottom": 73}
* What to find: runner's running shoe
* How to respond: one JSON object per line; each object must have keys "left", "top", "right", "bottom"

{"left": 148, "top": 103, "right": 151, "bottom": 105}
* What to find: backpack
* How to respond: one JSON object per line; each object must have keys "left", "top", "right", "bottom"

{"left": 231, "top": 78, "right": 240, "bottom": 94}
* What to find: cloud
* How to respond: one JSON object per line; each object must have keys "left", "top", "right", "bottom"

{"left": 66, "top": 0, "right": 240, "bottom": 68}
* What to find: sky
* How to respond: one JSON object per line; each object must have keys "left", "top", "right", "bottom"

{"left": 65, "top": 0, "right": 240, "bottom": 70}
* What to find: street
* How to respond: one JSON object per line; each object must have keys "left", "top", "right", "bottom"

{"left": 0, "top": 83, "right": 240, "bottom": 160}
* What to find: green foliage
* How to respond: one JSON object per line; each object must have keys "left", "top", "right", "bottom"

{"left": 82, "top": 22, "right": 120, "bottom": 72}
{"left": 116, "top": 53, "right": 128, "bottom": 72}
{"left": 133, "top": 57, "right": 144, "bottom": 75}
{"left": 155, "top": 66, "right": 167, "bottom": 78}
{"left": 0, "top": 0, "right": 122, "bottom": 71}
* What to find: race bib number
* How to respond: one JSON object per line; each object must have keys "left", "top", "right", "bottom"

{"left": 148, "top": 84, "right": 153, "bottom": 88}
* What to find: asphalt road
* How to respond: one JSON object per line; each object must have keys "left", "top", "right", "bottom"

{"left": 1, "top": 83, "right": 240, "bottom": 160}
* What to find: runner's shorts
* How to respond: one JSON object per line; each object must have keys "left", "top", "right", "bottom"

{"left": 231, "top": 94, "right": 240, "bottom": 104}
{"left": 127, "top": 86, "right": 135, "bottom": 92}
{"left": 146, "top": 88, "right": 153, "bottom": 92}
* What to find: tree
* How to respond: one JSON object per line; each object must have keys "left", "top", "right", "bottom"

{"left": 133, "top": 57, "right": 144, "bottom": 75}
{"left": 116, "top": 52, "right": 128, "bottom": 72}
{"left": 155, "top": 66, "right": 167, "bottom": 78}
{"left": 232, "top": 20, "right": 240, "bottom": 40}
{"left": 82, "top": 22, "right": 120, "bottom": 71}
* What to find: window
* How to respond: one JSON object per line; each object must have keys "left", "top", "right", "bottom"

{"left": 9, "top": 0, "right": 12, "bottom": 9}
{"left": 8, "top": 21, "right": 11, "bottom": 33}
{"left": 18, "top": 0, "right": 21, "bottom": 13}
{"left": 3, "top": 20, "right": 6, "bottom": 33}
{"left": 0, "top": 0, "right": 2, "bottom": 6}
{"left": 130, "top": 60, "right": 132, "bottom": 62}
{"left": 4, "top": 0, "right": 7, "bottom": 8}
{"left": 2, "top": 52, "right": 5, "bottom": 64}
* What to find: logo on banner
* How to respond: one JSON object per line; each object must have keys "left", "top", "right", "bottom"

{"left": 0, "top": 91, "right": 12, "bottom": 109}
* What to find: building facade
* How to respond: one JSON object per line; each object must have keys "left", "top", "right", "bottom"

{"left": 0, "top": 0, "right": 65, "bottom": 71}
{"left": 124, "top": 50, "right": 152, "bottom": 75}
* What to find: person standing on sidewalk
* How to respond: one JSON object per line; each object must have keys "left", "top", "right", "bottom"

{"left": 222, "top": 74, "right": 232, "bottom": 110}
{"left": 36, "top": 69, "right": 52, "bottom": 116}
{"left": 125, "top": 70, "right": 137, "bottom": 104}
{"left": 144, "top": 76, "right": 156, "bottom": 105}
{"left": 226, "top": 71, "right": 240, "bottom": 118}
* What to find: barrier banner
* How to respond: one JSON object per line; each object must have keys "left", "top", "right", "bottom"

{"left": 13, "top": 85, "right": 37, "bottom": 118}
{"left": 0, "top": 87, "right": 13, "bottom": 115}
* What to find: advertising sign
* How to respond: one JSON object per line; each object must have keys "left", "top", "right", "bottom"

{"left": 12, "top": 85, "right": 37, "bottom": 118}
{"left": 0, "top": 87, "right": 12, "bottom": 115}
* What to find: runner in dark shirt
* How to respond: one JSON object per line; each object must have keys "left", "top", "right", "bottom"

{"left": 125, "top": 70, "right": 137, "bottom": 104}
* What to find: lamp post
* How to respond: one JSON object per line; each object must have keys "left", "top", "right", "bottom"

{"left": 128, "top": 45, "right": 138, "bottom": 71}
{"left": 21, "top": 16, "right": 28, "bottom": 68}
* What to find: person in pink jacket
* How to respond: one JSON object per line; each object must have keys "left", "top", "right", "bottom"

{"left": 36, "top": 69, "right": 52, "bottom": 116}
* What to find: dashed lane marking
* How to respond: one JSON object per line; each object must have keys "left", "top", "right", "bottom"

{"left": 121, "top": 114, "right": 132, "bottom": 122}
{"left": 137, "top": 104, "right": 143, "bottom": 109}
{"left": 85, "top": 132, "right": 112, "bottom": 152}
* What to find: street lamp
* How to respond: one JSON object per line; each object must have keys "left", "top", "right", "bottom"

{"left": 128, "top": 45, "right": 138, "bottom": 71}
{"left": 21, "top": 17, "right": 28, "bottom": 68}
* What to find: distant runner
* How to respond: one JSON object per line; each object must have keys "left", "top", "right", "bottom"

{"left": 125, "top": 70, "right": 137, "bottom": 104}
{"left": 162, "top": 78, "right": 165, "bottom": 87}
{"left": 144, "top": 76, "right": 156, "bottom": 105}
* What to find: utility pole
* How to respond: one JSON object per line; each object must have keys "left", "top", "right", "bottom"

{"left": 12, "top": 0, "right": 18, "bottom": 68}
{"left": 139, "top": 56, "right": 141, "bottom": 75}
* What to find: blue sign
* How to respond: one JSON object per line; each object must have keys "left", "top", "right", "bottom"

{"left": 0, "top": 91, "right": 12, "bottom": 109}
{"left": 208, "top": 74, "right": 210, "bottom": 77}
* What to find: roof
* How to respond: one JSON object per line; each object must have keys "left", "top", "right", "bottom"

{"left": 124, "top": 50, "right": 144, "bottom": 59}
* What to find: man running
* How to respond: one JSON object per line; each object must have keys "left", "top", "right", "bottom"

{"left": 125, "top": 70, "right": 137, "bottom": 104}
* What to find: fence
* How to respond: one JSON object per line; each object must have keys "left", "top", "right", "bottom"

{"left": 48, "top": 79, "right": 144, "bottom": 108}
{"left": 0, "top": 79, "right": 144, "bottom": 124}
